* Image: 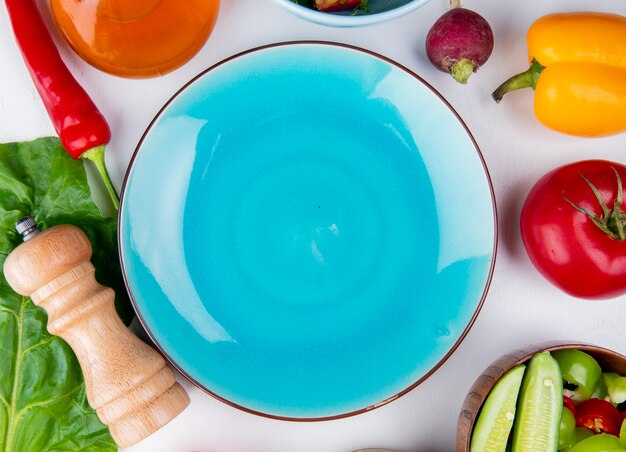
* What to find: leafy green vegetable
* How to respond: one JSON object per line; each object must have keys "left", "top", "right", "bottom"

{"left": 0, "top": 137, "right": 132, "bottom": 451}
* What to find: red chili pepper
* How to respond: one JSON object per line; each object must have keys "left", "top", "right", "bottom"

{"left": 564, "top": 395, "right": 577, "bottom": 415}
{"left": 5, "top": 0, "right": 119, "bottom": 209}
{"left": 575, "top": 398, "right": 622, "bottom": 436}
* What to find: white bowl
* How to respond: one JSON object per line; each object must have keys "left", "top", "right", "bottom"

{"left": 270, "top": 0, "right": 433, "bottom": 27}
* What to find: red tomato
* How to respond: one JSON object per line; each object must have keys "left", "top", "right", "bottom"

{"left": 521, "top": 160, "right": 626, "bottom": 299}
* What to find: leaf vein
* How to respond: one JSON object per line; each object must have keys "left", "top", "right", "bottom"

{"left": 0, "top": 306, "right": 18, "bottom": 320}
{"left": 3, "top": 296, "right": 27, "bottom": 452}
{"left": 17, "top": 384, "right": 83, "bottom": 416}
{"left": 20, "top": 337, "right": 55, "bottom": 356}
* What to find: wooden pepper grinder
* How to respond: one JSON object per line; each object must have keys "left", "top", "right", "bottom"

{"left": 3, "top": 217, "right": 190, "bottom": 448}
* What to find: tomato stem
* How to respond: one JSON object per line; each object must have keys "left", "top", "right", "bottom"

{"left": 563, "top": 168, "right": 626, "bottom": 242}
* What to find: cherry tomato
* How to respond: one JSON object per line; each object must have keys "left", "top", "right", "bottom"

{"left": 575, "top": 398, "right": 623, "bottom": 436}
{"left": 521, "top": 160, "right": 626, "bottom": 299}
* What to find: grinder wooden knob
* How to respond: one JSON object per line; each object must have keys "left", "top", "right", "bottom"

{"left": 3, "top": 218, "right": 190, "bottom": 448}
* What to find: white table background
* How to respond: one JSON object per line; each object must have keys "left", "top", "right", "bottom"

{"left": 2, "top": 0, "right": 626, "bottom": 451}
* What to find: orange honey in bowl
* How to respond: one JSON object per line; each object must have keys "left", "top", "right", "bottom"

{"left": 50, "top": 0, "right": 220, "bottom": 78}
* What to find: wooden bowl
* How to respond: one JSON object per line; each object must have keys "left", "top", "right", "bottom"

{"left": 456, "top": 341, "right": 626, "bottom": 452}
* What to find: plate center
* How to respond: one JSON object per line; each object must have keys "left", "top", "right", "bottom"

{"left": 233, "top": 159, "right": 381, "bottom": 306}
{"left": 183, "top": 105, "right": 436, "bottom": 314}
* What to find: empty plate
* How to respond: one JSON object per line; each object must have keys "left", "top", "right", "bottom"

{"left": 119, "top": 42, "right": 496, "bottom": 420}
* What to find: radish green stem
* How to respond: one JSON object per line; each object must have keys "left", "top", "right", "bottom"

{"left": 450, "top": 0, "right": 461, "bottom": 9}
{"left": 451, "top": 59, "right": 475, "bottom": 84}
{"left": 81, "top": 145, "right": 119, "bottom": 211}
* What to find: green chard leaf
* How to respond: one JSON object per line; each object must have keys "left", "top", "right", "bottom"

{"left": 0, "top": 137, "right": 132, "bottom": 451}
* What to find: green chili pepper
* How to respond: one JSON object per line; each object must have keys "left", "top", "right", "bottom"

{"left": 567, "top": 427, "right": 594, "bottom": 449}
{"left": 566, "top": 433, "right": 626, "bottom": 451}
{"left": 560, "top": 406, "right": 577, "bottom": 450}
{"left": 603, "top": 373, "right": 626, "bottom": 405}
{"left": 552, "top": 350, "right": 602, "bottom": 402}
{"left": 620, "top": 418, "right": 626, "bottom": 445}
{"left": 592, "top": 377, "right": 609, "bottom": 401}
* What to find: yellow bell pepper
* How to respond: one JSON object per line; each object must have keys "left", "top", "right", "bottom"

{"left": 492, "top": 12, "right": 626, "bottom": 137}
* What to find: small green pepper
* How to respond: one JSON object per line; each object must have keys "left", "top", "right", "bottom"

{"left": 566, "top": 433, "right": 626, "bottom": 451}
{"left": 620, "top": 418, "right": 626, "bottom": 445}
{"left": 592, "top": 377, "right": 609, "bottom": 401}
{"left": 560, "top": 406, "right": 577, "bottom": 449}
{"left": 553, "top": 350, "right": 602, "bottom": 402}
{"left": 603, "top": 373, "right": 626, "bottom": 404}
{"left": 567, "top": 427, "right": 594, "bottom": 448}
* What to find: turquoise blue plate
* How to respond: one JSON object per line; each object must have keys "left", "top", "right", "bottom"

{"left": 119, "top": 42, "right": 496, "bottom": 420}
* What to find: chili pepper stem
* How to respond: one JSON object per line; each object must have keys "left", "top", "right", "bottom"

{"left": 81, "top": 145, "right": 119, "bottom": 211}
{"left": 492, "top": 59, "right": 544, "bottom": 103}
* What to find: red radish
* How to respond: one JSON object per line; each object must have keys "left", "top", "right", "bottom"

{"left": 425, "top": 0, "right": 494, "bottom": 84}
{"left": 315, "top": 0, "right": 363, "bottom": 12}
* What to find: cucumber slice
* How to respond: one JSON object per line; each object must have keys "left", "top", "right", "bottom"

{"left": 471, "top": 365, "right": 526, "bottom": 452}
{"left": 511, "top": 352, "right": 563, "bottom": 452}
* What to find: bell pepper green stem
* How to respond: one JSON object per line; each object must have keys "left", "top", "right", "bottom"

{"left": 492, "top": 59, "right": 544, "bottom": 103}
{"left": 81, "top": 145, "right": 119, "bottom": 211}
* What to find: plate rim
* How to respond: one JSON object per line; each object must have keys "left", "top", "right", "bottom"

{"left": 118, "top": 40, "right": 499, "bottom": 422}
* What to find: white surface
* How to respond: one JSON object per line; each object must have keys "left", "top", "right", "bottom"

{"left": 1, "top": 1, "right": 626, "bottom": 451}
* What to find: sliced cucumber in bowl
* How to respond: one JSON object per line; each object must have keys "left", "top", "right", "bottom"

{"left": 512, "top": 352, "right": 563, "bottom": 452}
{"left": 470, "top": 365, "right": 526, "bottom": 451}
